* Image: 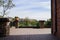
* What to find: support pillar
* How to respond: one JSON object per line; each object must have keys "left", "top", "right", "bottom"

{"left": 39, "top": 20, "right": 45, "bottom": 28}
{"left": 52, "top": 0, "right": 60, "bottom": 38}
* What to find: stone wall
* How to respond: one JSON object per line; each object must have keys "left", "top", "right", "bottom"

{"left": 39, "top": 20, "right": 45, "bottom": 28}
{"left": 0, "top": 18, "right": 10, "bottom": 37}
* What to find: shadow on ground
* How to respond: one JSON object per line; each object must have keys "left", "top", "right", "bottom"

{"left": 0, "top": 34, "right": 59, "bottom": 40}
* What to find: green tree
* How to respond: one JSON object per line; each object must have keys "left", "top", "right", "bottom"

{"left": 0, "top": 0, "right": 15, "bottom": 17}
{"left": 24, "top": 17, "right": 30, "bottom": 26}
{"left": 44, "top": 19, "right": 52, "bottom": 28}
{"left": 30, "top": 19, "right": 38, "bottom": 26}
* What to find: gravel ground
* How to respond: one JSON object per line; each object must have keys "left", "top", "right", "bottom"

{"left": 0, "top": 27, "right": 59, "bottom": 40}
{"left": 10, "top": 27, "right": 51, "bottom": 35}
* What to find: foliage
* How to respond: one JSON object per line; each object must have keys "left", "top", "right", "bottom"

{"left": 19, "top": 17, "right": 38, "bottom": 27}
{"left": 0, "top": 0, "right": 15, "bottom": 17}
{"left": 44, "top": 19, "right": 52, "bottom": 28}
{"left": 36, "top": 22, "right": 40, "bottom": 28}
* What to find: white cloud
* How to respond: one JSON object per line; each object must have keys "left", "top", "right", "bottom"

{"left": 10, "top": 1, "right": 51, "bottom": 12}
{"left": 8, "top": 0, "right": 51, "bottom": 20}
{"left": 8, "top": 9, "right": 51, "bottom": 21}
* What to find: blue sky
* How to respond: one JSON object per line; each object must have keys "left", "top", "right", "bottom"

{"left": 2, "top": 0, "right": 51, "bottom": 20}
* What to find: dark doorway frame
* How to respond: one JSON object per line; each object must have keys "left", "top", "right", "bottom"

{"left": 51, "top": 0, "right": 57, "bottom": 35}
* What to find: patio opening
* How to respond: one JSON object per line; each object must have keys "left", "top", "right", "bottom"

{"left": 0, "top": 0, "right": 59, "bottom": 40}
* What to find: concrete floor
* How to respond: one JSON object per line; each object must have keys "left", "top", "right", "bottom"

{"left": 0, "top": 27, "right": 59, "bottom": 40}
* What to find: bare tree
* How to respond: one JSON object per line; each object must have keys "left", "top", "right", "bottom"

{"left": 0, "top": 0, "right": 15, "bottom": 17}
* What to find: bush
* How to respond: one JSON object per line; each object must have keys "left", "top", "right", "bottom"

{"left": 44, "top": 19, "right": 52, "bottom": 28}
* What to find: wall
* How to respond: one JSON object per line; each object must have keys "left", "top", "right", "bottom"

{"left": 52, "top": 0, "right": 60, "bottom": 38}
{"left": 51, "top": 0, "right": 56, "bottom": 34}
{"left": 56, "top": 0, "right": 60, "bottom": 38}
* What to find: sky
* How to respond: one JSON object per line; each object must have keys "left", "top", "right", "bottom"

{"left": 0, "top": 0, "right": 51, "bottom": 21}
